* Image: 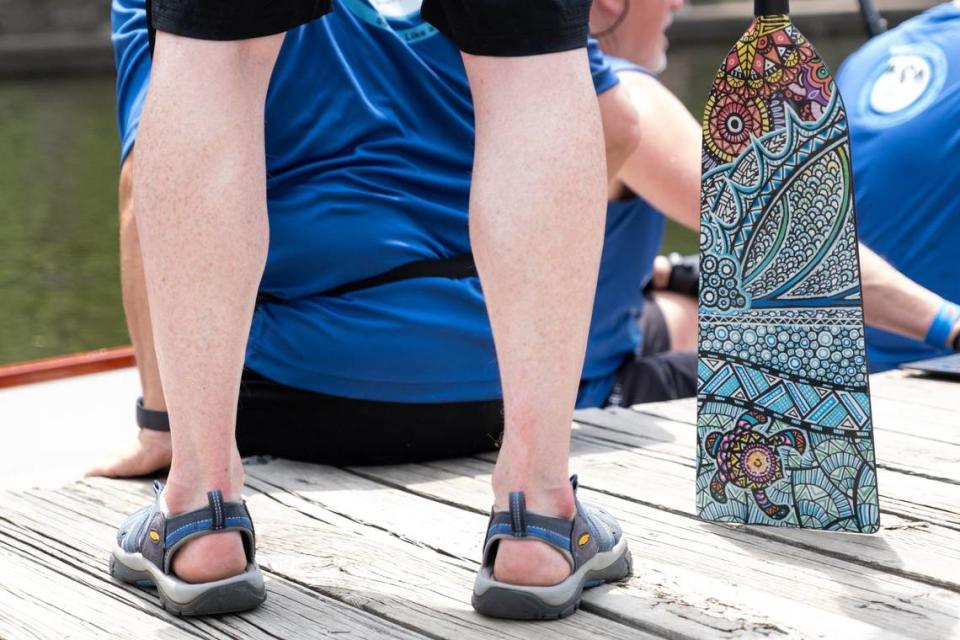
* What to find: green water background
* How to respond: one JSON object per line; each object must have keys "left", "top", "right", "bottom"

{"left": 0, "top": 36, "right": 864, "bottom": 365}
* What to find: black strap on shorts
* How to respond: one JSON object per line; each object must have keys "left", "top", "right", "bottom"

{"left": 256, "top": 254, "right": 478, "bottom": 305}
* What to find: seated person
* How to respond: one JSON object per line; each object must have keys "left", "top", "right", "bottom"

{"left": 96, "top": 0, "right": 960, "bottom": 484}
{"left": 837, "top": 0, "right": 960, "bottom": 371}
{"left": 591, "top": 0, "right": 960, "bottom": 376}
{"left": 109, "top": 0, "right": 653, "bottom": 607}
{"left": 96, "top": 0, "right": 659, "bottom": 482}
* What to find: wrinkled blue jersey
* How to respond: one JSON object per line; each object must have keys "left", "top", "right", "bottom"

{"left": 113, "top": 0, "right": 661, "bottom": 404}
{"left": 838, "top": 2, "right": 960, "bottom": 370}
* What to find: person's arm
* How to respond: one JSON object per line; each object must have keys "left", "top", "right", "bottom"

{"left": 614, "top": 70, "right": 701, "bottom": 230}
{"left": 598, "top": 84, "right": 641, "bottom": 187}
{"left": 859, "top": 244, "right": 960, "bottom": 347}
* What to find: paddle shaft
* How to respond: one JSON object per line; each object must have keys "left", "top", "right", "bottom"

{"left": 755, "top": 0, "right": 789, "bottom": 16}
{"left": 858, "top": 0, "right": 888, "bottom": 36}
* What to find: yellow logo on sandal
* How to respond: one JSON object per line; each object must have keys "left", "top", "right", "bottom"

{"left": 578, "top": 533, "right": 591, "bottom": 546}
{"left": 149, "top": 530, "right": 161, "bottom": 543}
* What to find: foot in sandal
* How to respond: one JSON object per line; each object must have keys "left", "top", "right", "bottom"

{"left": 472, "top": 475, "right": 632, "bottom": 619}
{"left": 111, "top": 481, "right": 266, "bottom": 616}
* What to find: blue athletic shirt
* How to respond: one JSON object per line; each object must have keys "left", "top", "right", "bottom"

{"left": 837, "top": 2, "right": 960, "bottom": 371}
{"left": 595, "top": 55, "right": 667, "bottom": 363}
{"left": 112, "top": 0, "right": 660, "bottom": 405}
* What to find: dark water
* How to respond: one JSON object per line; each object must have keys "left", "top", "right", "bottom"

{"left": 0, "top": 35, "right": 866, "bottom": 365}
{"left": 0, "top": 76, "right": 124, "bottom": 365}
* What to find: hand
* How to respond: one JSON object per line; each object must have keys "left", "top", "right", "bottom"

{"left": 652, "top": 255, "right": 671, "bottom": 290}
{"left": 653, "top": 253, "right": 700, "bottom": 297}
{"left": 85, "top": 427, "right": 172, "bottom": 478}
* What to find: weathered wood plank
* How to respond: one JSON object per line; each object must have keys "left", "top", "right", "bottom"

{"left": 628, "top": 374, "right": 960, "bottom": 445}
{"left": 250, "top": 461, "right": 927, "bottom": 640}
{"left": 340, "top": 456, "right": 960, "bottom": 640}
{"left": 0, "top": 486, "right": 434, "bottom": 640}
{"left": 2, "top": 478, "right": 657, "bottom": 640}
{"left": 233, "top": 456, "right": 960, "bottom": 640}
{"left": 574, "top": 404, "right": 960, "bottom": 534}
{"left": 0, "top": 515, "right": 214, "bottom": 640}
{"left": 870, "top": 371, "right": 960, "bottom": 413}
{"left": 575, "top": 427, "right": 960, "bottom": 585}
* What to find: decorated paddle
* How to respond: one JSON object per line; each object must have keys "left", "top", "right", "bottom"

{"left": 696, "top": 0, "right": 879, "bottom": 532}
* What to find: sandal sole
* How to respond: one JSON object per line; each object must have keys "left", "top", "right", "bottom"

{"left": 472, "top": 538, "right": 632, "bottom": 620}
{"left": 110, "top": 546, "right": 266, "bottom": 616}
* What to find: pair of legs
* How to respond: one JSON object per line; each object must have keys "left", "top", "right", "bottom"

{"left": 134, "top": 18, "right": 607, "bottom": 588}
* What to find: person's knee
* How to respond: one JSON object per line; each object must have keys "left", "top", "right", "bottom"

{"left": 653, "top": 291, "right": 698, "bottom": 351}
{"left": 152, "top": 31, "right": 283, "bottom": 87}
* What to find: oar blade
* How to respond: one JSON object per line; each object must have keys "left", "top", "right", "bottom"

{"left": 696, "top": 14, "right": 879, "bottom": 532}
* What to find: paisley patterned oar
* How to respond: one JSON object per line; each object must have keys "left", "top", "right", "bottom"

{"left": 696, "top": 0, "right": 879, "bottom": 532}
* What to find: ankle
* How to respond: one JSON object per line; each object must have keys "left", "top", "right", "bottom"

{"left": 164, "top": 457, "right": 245, "bottom": 513}
{"left": 491, "top": 469, "right": 574, "bottom": 519}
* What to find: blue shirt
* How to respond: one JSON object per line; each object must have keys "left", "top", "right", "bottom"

{"left": 112, "top": 0, "right": 660, "bottom": 405}
{"left": 837, "top": 2, "right": 960, "bottom": 371}
{"left": 592, "top": 56, "right": 667, "bottom": 370}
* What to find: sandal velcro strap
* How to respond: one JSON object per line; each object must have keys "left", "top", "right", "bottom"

{"left": 208, "top": 489, "right": 226, "bottom": 530}
{"left": 136, "top": 397, "right": 170, "bottom": 431}
{"left": 509, "top": 491, "right": 526, "bottom": 536}
{"left": 164, "top": 502, "right": 254, "bottom": 545}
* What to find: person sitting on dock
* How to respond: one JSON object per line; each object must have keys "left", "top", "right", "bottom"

{"left": 96, "top": 0, "right": 704, "bottom": 481}
{"left": 836, "top": 0, "right": 960, "bottom": 371}
{"left": 102, "top": 0, "right": 642, "bottom": 618}
{"left": 589, "top": 0, "right": 960, "bottom": 374}
{"left": 98, "top": 0, "right": 958, "bottom": 615}
{"left": 100, "top": 0, "right": 960, "bottom": 472}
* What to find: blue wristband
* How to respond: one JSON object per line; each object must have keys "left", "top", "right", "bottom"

{"left": 925, "top": 301, "right": 960, "bottom": 348}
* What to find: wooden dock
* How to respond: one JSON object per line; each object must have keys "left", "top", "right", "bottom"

{"left": 1, "top": 370, "right": 958, "bottom": 639}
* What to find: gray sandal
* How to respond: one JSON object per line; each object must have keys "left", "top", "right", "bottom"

{"left": 472, "top": 475, "right": 632, "bottom": 620}
{"left": 111, "top": 481, "right": 266, "bottom": 616}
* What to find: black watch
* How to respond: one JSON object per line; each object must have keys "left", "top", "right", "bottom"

{"left": 666, "top": 253, "right": 700, "bottom": 297}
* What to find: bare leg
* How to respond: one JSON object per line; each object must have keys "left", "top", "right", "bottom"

{"left": 119, "top": 153, "right": 167, "bottom": 416}
{"left": 652, "top": 291, "right": 698, "bottom": 351}
{"left": 87, "top": 154, "right": 173, "bottom": 478}
{"left": 463, "top": 50, "right": 607, "bottom": 586}
{"left": 133, "top": 31, "right": 282, "bottom": 583}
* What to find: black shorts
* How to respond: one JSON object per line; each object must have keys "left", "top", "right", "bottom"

{"left": 235, "top": 297, "right": 696, "bottom": 467}
{"left": 147, "top": 0, "right": 591, "bottom": 57}
{"left": 606, "top": 296, "right": 698, "bottom": 407}
{"left": 236, "top": 368, "right": 504, "bottom": 465}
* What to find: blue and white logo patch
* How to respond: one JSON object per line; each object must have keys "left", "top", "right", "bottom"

{"left": 369, "top": 0, "right": 422, "bottom": 20}
{"left": 342, "top": 0, "right": 438, "bottom": 44}
{"left": 860, "top": 43, "right": 947, "bottom": 127}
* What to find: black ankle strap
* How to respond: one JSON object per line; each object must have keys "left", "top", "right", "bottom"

{"left": 136, "top": 397, "right": 170, "bottom": 431}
